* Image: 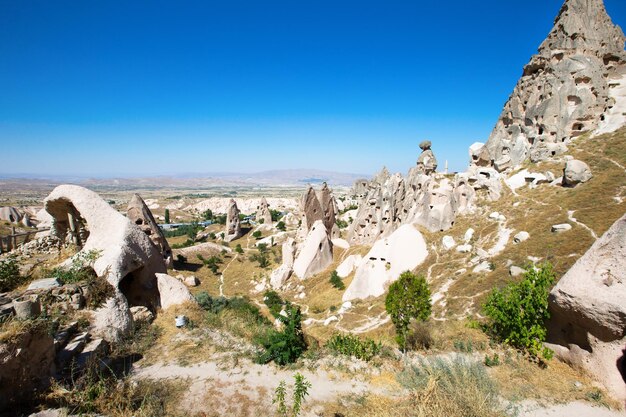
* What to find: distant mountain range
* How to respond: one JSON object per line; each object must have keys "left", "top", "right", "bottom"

{"left": 0, "top": 169, "right": 368, "bottom": 188}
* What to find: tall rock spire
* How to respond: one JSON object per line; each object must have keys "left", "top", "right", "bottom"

{"left": 473, "top": 0, "right": 626, "bottom": 171}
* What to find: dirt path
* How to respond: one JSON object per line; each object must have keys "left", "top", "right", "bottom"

{"left": 567, "top": 210, "right": 599, "bottom": 240}
{"left": 133, "top": 359, "right": 394, "bottom": 416}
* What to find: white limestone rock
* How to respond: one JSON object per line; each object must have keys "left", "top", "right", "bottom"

{"left": 292, "top": 221, "right": 333, "bottom": 279}
{"left": 336, "top": 254, "right": 362, "bottom": 278}
{"left": 442, "top": 235, "right": 456, "bottom": 251}
{"left": 551, "top": 223, "right": 572, "bottom": 233}
{"left": 343, "top": 225, "right": 428, "bottom": 301}
{"left": 156, "top": 273, "right": 196, "bottom": 309}
{"left": 548, "top": 212, "right": 626, "bottom": 401}
{"left": 514, "top": 231, "right": 530, "bottom": 243}
{"left": 562, "top": 159, "right": 593, "bottom": 187}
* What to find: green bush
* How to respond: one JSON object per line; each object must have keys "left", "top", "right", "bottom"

{"left": 276, "top": 221, "right": 286, "bottom": 232}
{"left": 325, "top": 333, "right": 381, "bottom": 361}
{"left": 163, "top": 223, "right": 202, "bottom": 239}
{"left": 50, "top": 250, "right": 101, "bottom": 285}
{"left": 252, "top": 230, "right": 262, "bottom": 239}
{"left": 202, "top": 209, "right": 213, "bottom": 221}
{"left": 263, "top": 290, "right": 284, "bottom": 318}
{"left": 482, "top": 263, "right": 555, "bottom": 359}
{"left": 270, "top": 209, "right": 282, "bottom": 222}
{"left": 256, "top": 304, "right": 307, "bottom": 365}
{"left": 385, "top": 271, "right": 431, "bottom": 349}
{"left": 0, "top": 256, "right": 22, "bottom": 292}
{"left": 196, "top": 292, "right": 268, "bottom": 325}
{"left": 235, "top": 244, "right": 244, "bottom": 254}
{"left": 335, "top": 219, "right": 348, "bottom": 229}
{"left": 329, "top": 270, "right": 345, "bottom": 290}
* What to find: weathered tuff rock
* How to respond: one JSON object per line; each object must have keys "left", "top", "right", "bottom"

{"left": 562, "top": 159, "right": 593, "bottom": 186}
{"left": 416, "top": 140, "right": 438, "bottom": 174}
{"left": 44, "top": 185, "right": 168, "bottom": 341}
{"left": 301, "top": 183, "right": 338, "bottom": 237}
{"left": 127, "top": 193, "right": 173, "bottom": 267}
{"left": 0, "top": 206, "right": 23, "bottom": 223}
{"left": 292, "top": 220, "right": 333, "bottom": 280}
{"left": 270, "top": 238, "right": 297, "bottom": 289}
{"left": 347, "top": 164, "right": 481, "bottom": 244}
{"left": 474, "top": 0, "right": 626, "bottom": 171}
{"left": 224, "top": 199, "right": 243, "bottom": 242}
{"left": 343, "top": 225, "right": 428, "bottom": 301}
{"left": 256, "top": 197, "right": 273, "bottom": 225}
{"left": 548, "top": 212, "right": 626, "bottom": 401}
{"left": 156, "top": 273, "right": 195, "bottom": 309}
{"left": 0, "top": 330, "right": 55, "bottom": 410}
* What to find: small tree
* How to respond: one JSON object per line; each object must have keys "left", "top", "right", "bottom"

{"left": 253, "top": 230, "right": 262, "bottom": 239}
{"left": 164, "top": 209, "right": 170, "bottom": 224}
{"left": 385, "top": 271, "right": 432, "bottom": 350}
{"left": 276, "top": 221, "right": 286, "bottom": 232}
{"left": 483, "top": 263, "right": 555, "bottom": 359}
{"left": 256, "top": 303, "right": 307, "bottom": 365}
{"left": 235, "top": 244, "right": 244, "bottom": 254}
{"left": 329, "top": 270, "right": 345, "bottom": 290}
{"left": 202, "top": 209, "right": 213, "bottom": 221}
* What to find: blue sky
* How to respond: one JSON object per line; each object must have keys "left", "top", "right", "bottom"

{"left": 1, "top": 0, "right": 625, "bottom": 177}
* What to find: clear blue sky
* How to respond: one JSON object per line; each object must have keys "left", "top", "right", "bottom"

{"left": 1, "top": 0, "right": 625, "bottom": 177}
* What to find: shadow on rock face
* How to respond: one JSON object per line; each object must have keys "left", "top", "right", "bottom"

{"left": 618, "top": 346, "right": 626, "bottom": 384}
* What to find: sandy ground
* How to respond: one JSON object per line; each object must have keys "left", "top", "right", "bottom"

{"left": 518, "top": 401, "right": 625, "bottom": 417}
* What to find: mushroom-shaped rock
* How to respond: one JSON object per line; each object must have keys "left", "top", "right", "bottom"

{"left": 127, "top": 193, "right": 173, "bottom": 267}
{"left": 292, "top": 221, "right": 333, "bottom": 279}
{"left": 562, "top": 159, "right": 592, "bottom": 187}
{"left": 416, "top": 141, "right": 438, "bottom": 175}
{"left": 44, "top": 185, "right": 167, "bottom": 341}
{"left": 343, "top": 225, "right": 428, "bottom": 301}
{"left": 548, "top": 212, "right": 626, "bottom": 401}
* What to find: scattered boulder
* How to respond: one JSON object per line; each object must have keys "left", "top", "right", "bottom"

{"left": 464, "top": 228, "right": 475, "bottom": 243}
{"left": 562, "top": 159, "right": 593, "bottom": 187}
{"left": 343, "top": 225, "right": 428, "bottom": 301}
{"left": 293, "top": 221, "right": 333, "bottom": 279}
{"left": 513, "top": 231, "right": 530, "bottom": 243}
{"left": 551, "top": 223, "right": 572, "bottom": 233}
{"left": 548, "top": 212, "right": 626, "bottom": 401}
{"left": 27, "top": 278, "right": 61, "bottom": 290}
{"left": 184, "top": 275, "right": 199, "bottom": 287}
{"left": 127, "top": 193, "right": 173, "bottom": 267}
{"left": 156, "top": 273, "right": 196, "bottom": 309}
{"left": 509, "top": 265, "right": 527, "bottom": 277}
{"left": 130, "top": 306, "right": 154, "bottom": 323}
{"left": 456, "top": 244, "right": 472, "bottom": 253}
{"left": 224, "top": 199, "right": 243, "bottom": 242}
{"left": 442, "top": 235, "right": 456, "bottom": 251}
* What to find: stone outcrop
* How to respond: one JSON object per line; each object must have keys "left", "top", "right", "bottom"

{"left": 300, "top": 183, "right": 339, "bottom": 237}
{"left": 416, "top": 140, "right": 438, "bottom": 174}
{"left": 256, "top": 197, "right": 273, "bottom": 225}
{"left": 292, "top": 220, "right": 333, "bottom": 279}
{"left": 0, "top": 206, "right": 23, "bottom": 223}
{"left": 548, "top": 212, "right": 626, "bottom": 401}
{"left": 224, "top": 199, "right": 243, "bottom": 242}
{"left": 44, "top": 185, "right": 167, "bottom": 341}
{"left": 156, "top": 273, "right": 196, "bottom": 309}
{"left": 343, "top": 225, "right": 428, "bottom": 301}
{"left": 474, "top": 0, "right": 626, "bottom": 171}
{"left": 562, "top": 159, "right": 593, "bottom": 186}
{"left": 127, "top": 193, "right": 173, "bottom": 267}
{"left": 270, "top": 238, "right": 297, "bottom": 289}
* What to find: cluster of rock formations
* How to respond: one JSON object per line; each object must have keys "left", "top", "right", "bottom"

{"left": 270, "top": 184, "right": 337, "bottom": 288}
{"left": 43, "top": 185, "right": 194, "bottom": 342}
{"left": 471, "top": 0, "right": 626, "bottom": 171}
{"left": 347, "top": 144, "right": 486, "bottom": 244}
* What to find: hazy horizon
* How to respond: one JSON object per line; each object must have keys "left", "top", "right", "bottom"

{"left": 2, "top": 0, "right": 625, "bottom": 177}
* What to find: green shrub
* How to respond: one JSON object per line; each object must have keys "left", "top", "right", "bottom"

{"left": 163, "top": 224, "right": 202, "bottom": 239}
{"left": 325, "top": 333, "right": 381, "bottom": 361}
{"left": 214, "top": 214, "right": 227, "bottom": 225}
{"left": 235, "top": 244, "right": 244, "bottom": 254}
{"left": 256, "top": 304, "right": 307, "bottom": 365}
{"left": 276, "top": 221, "right": 286, "bottom": 232}
{"left": 482, "top": 263, "right": 555, "bottom": 359}
{"left": 273, "top": 373, "right": 311, "bottom": 417}
{"left": 171, "top": 239, "right": 195, "bottom": 249}
{"left": 252, "top": 230, "right": 262, "bottom": 239}
{"left": 335, "top": 219, "right": 348, "bottom": 229}
{"left": 50, "top": 250, "right": 101, "bottom": 284}
{"left": 329, "top": 270, "right": 345, "bottom": 290}
{"left": 0, "top": 256, "right": 22, "bottom": 292}
{"left": 196, "top": 292, "right": 268, "bottom": 325}
{"left": 202, "top": 209, "right": 213, "bottom": 221}
{"left": 270, "top": 209, "right": 282, "bottom": 222}
{"left": 263, "top": 290, "right": 284, "bottom": 318}
{"left": 385, "top": 271, "right": 431, "bottom": 349}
